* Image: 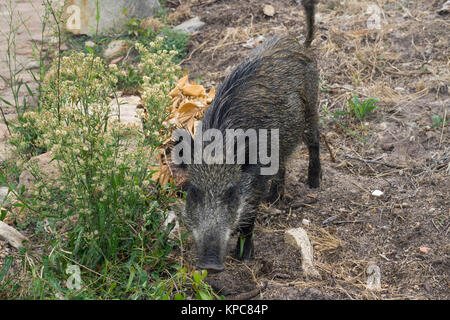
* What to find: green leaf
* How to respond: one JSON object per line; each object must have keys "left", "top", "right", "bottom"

{"left": 193, "top": 270, "right": 201, "bottom": 285}
{"left": 174, "top": 293, "right": 185, "bottom": 300}
{"left": 0, "top": 256, "right": 13, "bottom": 282}
{"left": 86, "top": 45, "right": 94, "bottom": 55}
{"left": 196, "top": 290, "right": 212, "bottom": 300}
{"left": 0, "top": 208, "right": 8, "bottom": 221}
{"left": 126, "top": 267, "right": 136, "bottom": 290}
{"left": 0, "top": 96, "right": 13, "bottom": 106}
{"left": 96, "top": 1, "right": 101, "bottom": 22}
{"left": 239, "top": 236, "right": 245, "bottom": 258}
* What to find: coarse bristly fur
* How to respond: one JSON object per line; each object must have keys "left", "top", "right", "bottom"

{"left": 177, "top": 0, "right": 321, "bottom": 272}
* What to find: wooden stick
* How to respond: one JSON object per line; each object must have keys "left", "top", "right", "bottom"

{"left": 345, "top": 153, "right": 405, "bottom": 169}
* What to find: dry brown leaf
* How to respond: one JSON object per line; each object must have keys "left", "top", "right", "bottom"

{"left": 149, "top": 74, "right": 216, "bottom": 186}
{"left": 182, "top": 84, "right": 206, "bottom": 97}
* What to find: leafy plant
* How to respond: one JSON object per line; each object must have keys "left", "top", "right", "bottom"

{"left": 155, "top": 267, "right": 223, "bottom": 300}
{"left": 0, "top": 0, "right": 207, "bottom": 301}
{"left": 347, "top": 94, "right": 378, "bottom": 120}
{"left": 431, "top": 114, "right": 448, "bottom": 129}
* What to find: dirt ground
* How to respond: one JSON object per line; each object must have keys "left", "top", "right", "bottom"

{"left": 167, "top": 0, "right": 449, "bottom": 299}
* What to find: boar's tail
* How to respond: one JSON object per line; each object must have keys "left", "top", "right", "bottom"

{"left": 302, "top": 0, "right": 317, "bottom": 48}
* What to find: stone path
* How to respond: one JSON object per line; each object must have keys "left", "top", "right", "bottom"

{"left": 0, "top": 0, "right": 45, "bottom": 117}
{"left": 0, "top": 0, "right": 44, "bottom": 176}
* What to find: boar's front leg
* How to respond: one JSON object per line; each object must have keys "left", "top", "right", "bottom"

{"left": 234, "top": 214, "right": 256, "bottom": 263}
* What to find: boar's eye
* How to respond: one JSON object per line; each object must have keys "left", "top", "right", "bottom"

{"left": 186, "top": 184, "right": 203, "bottom": 202}
{"left": 224, "top": 186, "right": 239, "bottom": 202}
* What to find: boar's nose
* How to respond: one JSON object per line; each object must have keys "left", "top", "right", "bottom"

{"left": 198, "top": 258, "right": 224, "bottom": 273}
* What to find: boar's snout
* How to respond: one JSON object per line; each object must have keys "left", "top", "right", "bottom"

{"left": 197, "top": 259, "right": 224, "bottom": 273}
{"left": 196, "top": 234, "right": 228, "bottom": 273}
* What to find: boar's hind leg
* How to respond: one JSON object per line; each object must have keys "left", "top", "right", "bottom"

{"left": 264, "top": 165, "right": 286, "bottom": 203}
{"left": 307, "top": 131, "right": 321, "bottom": 189}
{"left": 302, "top": 99, "right": 321, "bottom": 189}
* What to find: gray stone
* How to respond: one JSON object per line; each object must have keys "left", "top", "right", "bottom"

{"left": 173, "top": 16, "right": 205, "bottom": 34}
{"left": 25, "top": 60, "right": 40, "bottom": 70}
{"left": 103, "top": 40, "right": 129, "bottom": 60}
{"left": 64, "top": 0, "right": 161, "bottom": 36}
{"left": 0, "top": 220, "right": 28, "bottom": 249}
{"left": 109, "top": 96, "right": 143, "bottom": 129}
{"left": 85, "top": 40, "right": 96, "bottom": 48}
{"left": 0, "top": 122, "right": 9, "bottom": 140}
{"left": 0, "top": 141, "right": 14, "bottom": 163}
{"left": 19, "top": 152, "right": 61, "bottom": 192}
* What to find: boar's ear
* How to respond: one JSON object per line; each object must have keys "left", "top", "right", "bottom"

{"left": 171, "top": 128, "right": 194, "bottom": 172}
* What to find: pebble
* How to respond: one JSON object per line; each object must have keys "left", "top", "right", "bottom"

{"left": 371, "top": 190, "right": 384, "bottom": 197}
{"left": 263, "top": 5, "right": 275, "bottom": 17}
{"left": 173, "top": 16, "right": 205, "bottom": 34}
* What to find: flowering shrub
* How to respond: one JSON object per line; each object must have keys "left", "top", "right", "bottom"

{"left": 137, "top": 40, "right": 181, "bottom": 147}
{"left": 13, "top": 46, "right": 179, "bottom": 268}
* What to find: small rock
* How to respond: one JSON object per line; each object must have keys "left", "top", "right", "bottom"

{"left": 371, "top": 190, "right": 384, "bottom": 197}
{"left": 173, "top": 16, "right": 205, "bottom": 34}
{"left": 60, "top": 43, "right": 69, "bottom": 51}
{"left": 109, "top": 96, "right": 144, "bottom": 128}
{"left": 0, "top": 123, "right": 9, "bottom": 140}
{"left": 380, "top": 142, "right": 394, "bottom": 152}
{"left": 419, "top": 246, "right": 431, "bottom": 255}
{"left": 25, "top": 60, "right": 40, "bottom": 70}
{"left": 85, "top": 40, "right": 96, "bottom": 48}
{"left": 315, "top": 13, "right": 322, "bottom": 23}
{"left": 263, "top": 4, "right": 276, "bottom": 17}
{"left": 0, "top": 141, "right": 14, "bottom": 162}
{"left": 302, "top": 219, "right": 311, "bottom": 227}
{"left": 0, "top": 220, "right": 28, "bottom": 249}
{"left": 103, "top": 40, "right": 129, "bottom": 60}
{"left": 19, "top": 152, "right": 61, "bottom": 191}
{"left": 163, "top": 210, "right": 180, "bottom": 240}
{"left": 285, "top": 227, "right": 321, "bottom": 279}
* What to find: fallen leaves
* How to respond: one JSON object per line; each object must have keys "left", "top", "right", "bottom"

{"left": 151, "top": 75, "right": 215, "bottom": 186}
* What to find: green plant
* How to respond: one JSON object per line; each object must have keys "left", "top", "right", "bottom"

{"left": 0, "top": 0, "right": 211, "bottom": 300}
{"left": 347, "top": 94, "right": 378, "bottom": 120}
{"left": 431, "top": 114, "right": 448, "bottom": 129}
{"left": 154, "top": 267, "right": 223, "bottom": 300}
{"left": 158, "top": 28, "right": 190, "bottom": 63}
{"left": 137, "top": 40, "right": 181, "bottom": 147}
